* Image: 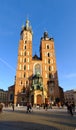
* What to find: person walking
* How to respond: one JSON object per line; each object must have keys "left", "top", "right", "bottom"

{"left": 67, "top": 102, "right": 73, "bottom": 116}
{"left": 12, "top": 104, "right": 14, "bottom": 111}
{"left": 26, "top": 102, "right": 32, "bottom": 113}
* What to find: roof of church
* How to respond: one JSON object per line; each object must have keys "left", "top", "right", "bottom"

{"left": 32, "top": 54, "right": 40, "bottom": 60}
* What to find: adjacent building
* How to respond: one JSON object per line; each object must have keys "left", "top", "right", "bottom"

{"left": 0, "top": 89, "right": 8, "bottom": 105}
{"left": 64, "top": 89, "right": 76, "bottom": 105}
{"left": 8, "top": 85, "right": 15, "bottom": 104}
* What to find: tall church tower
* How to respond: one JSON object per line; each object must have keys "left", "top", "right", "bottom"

{"left": 14, "top": 20, "right": 33, "bottom": 105}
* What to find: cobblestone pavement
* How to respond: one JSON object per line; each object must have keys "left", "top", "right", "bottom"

{"left": 0, "top": 107, "right": 76, "bottom": 130}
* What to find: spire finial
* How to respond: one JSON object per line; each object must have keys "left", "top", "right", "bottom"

{"left": 26, "top": 19, "right": 29, "bottom": 29}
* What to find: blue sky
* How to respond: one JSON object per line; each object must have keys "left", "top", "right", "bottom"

{"left": 0, "top": 0, "right": 76, "bottom": 91}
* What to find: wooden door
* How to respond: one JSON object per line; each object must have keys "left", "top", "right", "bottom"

{"left": 37, "top": 95, "right": 42, "bottom": 105}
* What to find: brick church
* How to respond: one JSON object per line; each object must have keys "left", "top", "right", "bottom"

{"left": 14, "top": 19, "right": 60, "bottom": 106}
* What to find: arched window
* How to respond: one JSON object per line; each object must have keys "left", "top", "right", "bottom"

{"left": 47, "top": 52, "right": 50, "bottom": 57}
{"left": 34, "top": 64, "right": 41, "bottom": 75}
{"left": 24, "top": 58, "right": 26, "bottom": 62}
{"left": 24, "top": 65, "right": 26, "bottom": 70}
{"left": 24, "top": 45, "right": 26, "bottom": 49}
{"left": 47, "top": 45, "right": 49, "bottom": 49}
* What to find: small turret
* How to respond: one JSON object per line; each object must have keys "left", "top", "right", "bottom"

{"left": 21, "top": 19, "right": 33, "bottom": 34}
{"left": 44, "top": 31, "right": 48, "bottom": 39}
{"left": 41, "top": 31, "right": 54, "bottom": 41}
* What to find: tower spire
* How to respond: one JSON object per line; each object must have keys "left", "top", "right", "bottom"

{"left": 26, "top": 19, "right": 29, "bottom": 30}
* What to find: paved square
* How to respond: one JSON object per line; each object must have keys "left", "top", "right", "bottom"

{"left": 0, "top": 107, "right": 76, "bottom": 130}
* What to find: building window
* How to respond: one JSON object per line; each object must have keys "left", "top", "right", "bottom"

{"left": 24, "top": 65, "right": 26, "bottom": 70}
{"left": 49, "top": 66, "right": 51, "bottom": 71}
{"left": 24, "top": 51, "right": 26, "bottom": 56}
{"left": 48, "top": 59, "right": 50, "bottom": 64}
{"left": 24, "top": 73, "right": 26, "bottom": 78}
{"left": 47, "top": 52, "right": 50, "bottom": 57}
{"left": 24, "top": 58, "right": 26, "bottom": 62}
{"left": 26, "top": 80, "right": 28, "bottom": 85}
{"left": 46, "top": 45, "right": 50, "bottom": 49}
{"left": 10, "top": 94, "right": 13, "bottom": 101}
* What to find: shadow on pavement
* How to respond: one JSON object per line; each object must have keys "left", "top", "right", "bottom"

{"left": 0, "top": 121, "right": 60, "bottom": 130}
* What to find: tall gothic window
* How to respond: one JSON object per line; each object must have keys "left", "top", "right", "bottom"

{"left": 34, "top": 64, "right": 41, "bottom": 75}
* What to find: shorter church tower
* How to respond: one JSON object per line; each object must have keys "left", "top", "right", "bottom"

{"left": 40, "top": 32, "right": 60, "bottom": 103}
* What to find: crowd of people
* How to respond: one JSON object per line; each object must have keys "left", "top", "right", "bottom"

{"left": 0, "top": 101, "right": 75, "bottom": 116}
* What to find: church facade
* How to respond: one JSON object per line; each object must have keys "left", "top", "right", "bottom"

{"left": 14, "top": 20, "right": 60, "bottom": 106}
